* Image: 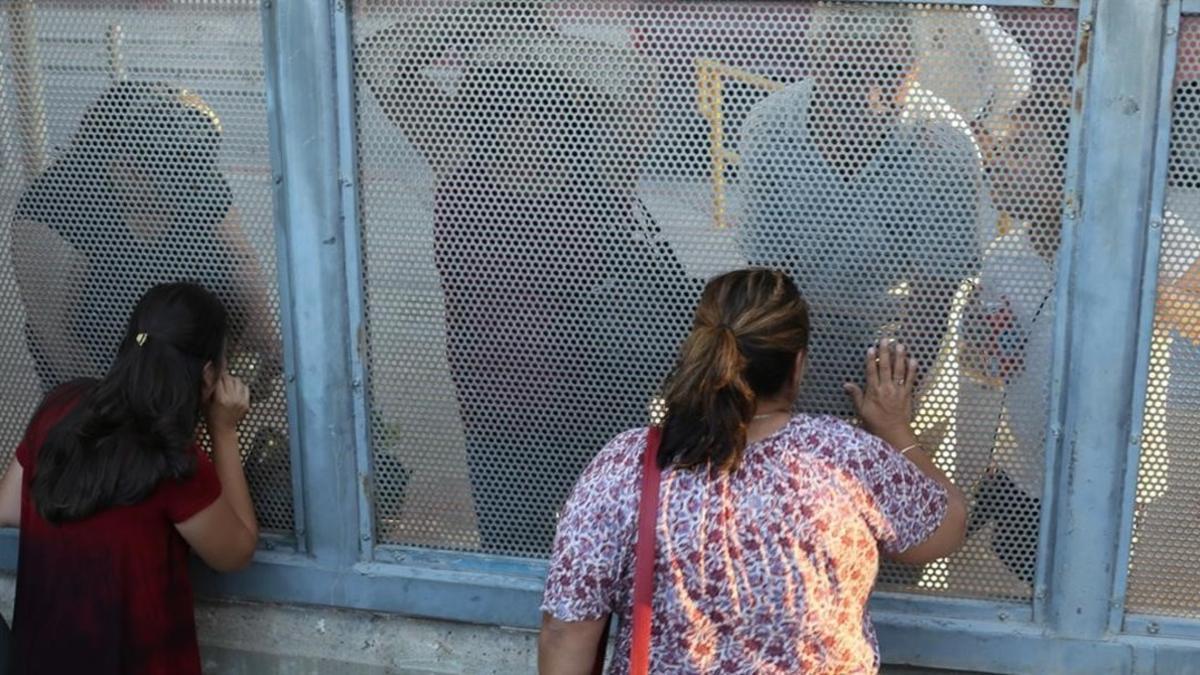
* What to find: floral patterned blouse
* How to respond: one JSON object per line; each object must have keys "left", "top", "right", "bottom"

{"left": 542, "top": 415, "right": 948, "bottom": 674}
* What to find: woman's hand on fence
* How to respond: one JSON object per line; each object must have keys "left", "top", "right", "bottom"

{"left": 843, "top": 338, "right": 918, "bottom": 440}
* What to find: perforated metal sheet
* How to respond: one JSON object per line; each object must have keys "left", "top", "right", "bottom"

{"left": 0, "top": 2, "right": 294, "bottom": 534}
{"left": 1126, "top": 16, "right": 1200, "bottom": 619}
{"left": 353, "top": 0, "right": 1076, "bottom": 600}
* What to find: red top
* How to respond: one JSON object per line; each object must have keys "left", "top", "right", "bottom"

{"left": 12, "top": 384, "right": 221, "bottom": 675}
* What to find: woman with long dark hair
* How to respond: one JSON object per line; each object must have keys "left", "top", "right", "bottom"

{"left": 0, "top": 282, "right": 259, "bottom": 675}
{"left": 540, "top": 269, "right": 967, "bottom": 673}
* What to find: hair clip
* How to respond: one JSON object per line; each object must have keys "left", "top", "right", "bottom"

{"left": 136, "top": 333, "right": 149, "bottom": 347}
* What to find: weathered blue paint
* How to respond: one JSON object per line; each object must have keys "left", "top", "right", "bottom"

{"left": 2, "top": 1, "right": 1199, "bottom": 673}
{"left": 189, "top": 550, "right": 1200, "bottom": 672}
{"left": 0, "top": 530, "right": 15, "bottom": 570}
{"left": 257, "top": 0, "right": 307, "bottom": 553}
{"left": 1033, "top": 0, "right": 1093, "bottom": 625}
{"left": 1133, "top": 644, "right": 1200, "bottom": 675}
{"left": 873, "top": 611, "right": 1135, "bottom": 675}
{"left": 192, "top": 551, "right": 546, "bottom": 629}
{"left": 373, "top": 545, "right": 554, "bottom": 580}
{"left": 1125, "top": 614, "right": 1200, "bottom": 641}
{"left": 871, "top": 591, "right": 1033, "bottom": 625}
{"left": 191, "top": 549, "right": 1035, "bottom": 633}
{"left": 1043, "top": 0, "right": 1168, "bottom": 640}
{"left": 329, "top": 0, "right": 377, "bottom": 562}
{"left": 817, "top": 0, "right": 1080, "bottom": 6}
{"left": 255, "top": 0, "right": 361, "bottom": 568}
{"left": 1110, "top": 0, "right": 1183, "bottom": 636}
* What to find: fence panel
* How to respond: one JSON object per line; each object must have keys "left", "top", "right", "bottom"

{"left": 351, "top": 0, "right": 1077, "bottom": 603}
{"left": 1126, "top": 12, "right": 1200, "bottom": 623}
{"left": 0, "top": 0, "right": 294, "bottom": 534}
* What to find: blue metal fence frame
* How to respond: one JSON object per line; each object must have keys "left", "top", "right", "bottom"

{"left": 1032, "top": 0, "right": 1093, "bottom": 626}
{"left": 330, "top": 0, "right": 378, "bottom": 564}
{"left": 2, "top": 0, "right": 1200, "bottom": 672}
{"left": 1119, "top": 0, "right": 1200, "bottom": 653}
{"left": 1042, "top": 0, "right": 1165, "bottom": 642}
{"left": 1111, "top": 0, "right": 1182, "bottom": 636}
{"left": 254, "top": 0, "right": 361, "bottom": 569}
{"left": 259, "top": 0, "right": 309, "bottom": 556}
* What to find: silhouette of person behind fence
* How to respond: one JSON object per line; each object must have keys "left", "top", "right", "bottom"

{"left": 737, "top": 9, "right": 990, "bottom": 420}
{"left": 362, "top": 5, "right": 697, "bottom": 555}
{"left": 10, "top": 80, "right": 287, "bottom": 499}
{"left": 11, "top": 80, "right": 279, "bottom": 394}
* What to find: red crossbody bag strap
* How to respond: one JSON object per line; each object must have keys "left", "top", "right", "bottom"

{"left": 628, "top": 425, "right": 662, "bottom": 674}
{"left": 589, "top": 426, "right": 662, "bottom": 675}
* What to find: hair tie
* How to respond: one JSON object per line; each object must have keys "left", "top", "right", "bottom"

{"left": 135, "top": 333, "right": 149, "bottom": 347}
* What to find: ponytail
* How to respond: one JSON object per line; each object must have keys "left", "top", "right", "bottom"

{"left": 658, "top": 269, "right": 809, "bottom": 472}
{"left": 31, "top": 282, "right": 228, "bottom": 523}
{"left": 659, "top": 324, "right": 755, "bottom": 471}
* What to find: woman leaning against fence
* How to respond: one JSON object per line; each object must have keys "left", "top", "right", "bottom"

{"left": 539, "top": 269, "right": 968, "bottom": 674}
{"left": 0, "top": 283, "right": 259, "bottom": 675}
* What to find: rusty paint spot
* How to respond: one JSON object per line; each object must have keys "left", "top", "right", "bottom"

{"left": 1074, "top": 89, "right": 1084, "bottom": 113}
{"left": 361, "top": 473, "right": 375, "bottom": 506}
{"left": 1076, "top": 27, "right": 1091, "bottom": 76}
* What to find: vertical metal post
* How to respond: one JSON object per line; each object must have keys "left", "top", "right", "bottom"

{"left": 330, "top": 0, "right": 377, "bottom": 560}
{"left": 258, "top": 0, "right": 307, "bottom": 552}
{"left": 1109, "top": 0, "right": 1182, "bottom": 632}
{"left": 260, "top": 0, "right": 361, "bottom": 568}
{"left": 7, "top": 0, "right": 45, "bottom": 179}
{"left": 1044, "top": 0, "right": 1168, "bottom": 639}
{"left": 1033, "top": 2, "right": 1095, "bottom": 622}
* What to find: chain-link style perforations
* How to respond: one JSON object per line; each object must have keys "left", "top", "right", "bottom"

{"left": 0, "top": 2, "right": 293, "bottom": 534}
{"left": 1127, "top": 16, "right": 1200, "bottom": 619}
{"left": 353, "top": 1, "right": 1075, "bottom": 600}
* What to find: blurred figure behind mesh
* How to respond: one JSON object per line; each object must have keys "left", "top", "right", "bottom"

{"left": 362, "top": 9, "right": 698, "bottom": 555}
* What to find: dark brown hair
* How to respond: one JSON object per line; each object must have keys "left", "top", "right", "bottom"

{"left": 32, "top": 282, "right": 228, "bottom": 523}
{"left": 659, "top": 268, "right": 809, "bottom": 471}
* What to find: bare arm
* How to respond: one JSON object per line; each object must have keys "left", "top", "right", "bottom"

{"left": 217, "top": 208, "right": 273, "bottom": 328}
{"left": 216, "top": 208, "right": 281, "bottom": 382}
{"left": 845, "top": 339, "right": 969, "bottom": 565}
{"left": 904, "top": 273, "right": 967, "bottom": 389}
{"left": 873, "top": 426, "right": 968, "bottom": 565}
{"left": 209, "top": 424, "right": 259, "bottom": 541}
{"left": 11, "top": 218, "right": 91, "bottom": 383}
{"left": 211, "top": 207, "right": 284, "bottom": 422}
{"left": 175, "top": 373, "right": 259, "bottom": 571}
{"left": 538, "top": 613, "right": 607, "bottom": 675}
{"left": 0, "top": 461, "right": 23, "bottom": 528}
{"left": 357, "top": 11, "right": 476, "bottom": 173}
{"left": 1158, "top": 253, "right": 1200, "bottom": 344}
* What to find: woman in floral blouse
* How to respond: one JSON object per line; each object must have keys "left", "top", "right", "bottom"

{"left": 540, "top": 268, "right": 967, "bottom": 674}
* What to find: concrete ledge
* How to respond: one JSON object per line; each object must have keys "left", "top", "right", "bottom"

{"left": 28, "top": 571, "right": 1200, "bottom": 674}
{"left": 196, "top": 599, "right": 538, "bottom": 674}
{"left": 194, "top": 597, "right": 974, "bottom": 675}
{"left": 0, "top": 570, "right": 973, "bottom": 674}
